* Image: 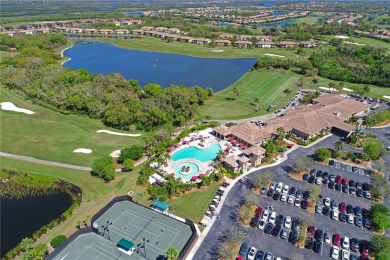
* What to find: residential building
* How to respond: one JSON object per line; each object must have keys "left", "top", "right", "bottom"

{"left": 299, "top": 40, "right": 316, "bottom": 48}
{"left": 214, "top": 39, "right": 231, "bottom": 46}
{"left": 115, "top": 29, "right": 129, "bottom": 35}
{"left": 234, "top": 40, "right": 252, "bottom": 48}
{"left": 192, "top": 38, "right": 211, "bottom": 45}
{"left": 278, "top": 41, "right": 298, "bottom": 48}
{"left": 256, "top": 41, "right": 275, "bottom": 48}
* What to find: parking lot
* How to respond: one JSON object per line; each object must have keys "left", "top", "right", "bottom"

{"left": 193, "top": 132, "right": 389, "bottom": 260}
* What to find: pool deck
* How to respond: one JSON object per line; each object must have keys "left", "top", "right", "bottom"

{"left": 161, "top": 128, "right": 245, "bottom": 182}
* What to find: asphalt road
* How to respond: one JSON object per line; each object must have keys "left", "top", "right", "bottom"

{"left": 194, "top": 129, "right": 390, "bottom": 260}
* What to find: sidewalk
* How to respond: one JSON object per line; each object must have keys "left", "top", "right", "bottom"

{"left": 186, "top": 134, "right": 333, "bottom": 259}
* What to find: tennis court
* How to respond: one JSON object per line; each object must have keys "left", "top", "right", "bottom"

{"left": 51, "top": 200, "right": 194, "bottom": 260}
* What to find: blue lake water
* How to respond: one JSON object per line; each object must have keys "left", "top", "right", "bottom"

{"left": 126, "top": 11, "right": 144, "bottom": 16}
{"left": 261, "top": 19, "right": 295, "bottom": 28}
{"left": 63, "top": 42, "right": 256, "bottom": 91}
{"left": 172, "top": 143, "right": 221, "bottom": 162}
{"left": 217, "top": 23, "right": 234, "bottom": 27}
{"left": 262, "top": 1, "right": 276, "bottom": 7}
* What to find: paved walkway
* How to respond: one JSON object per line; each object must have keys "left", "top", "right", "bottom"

{"left": 0, "top": 152, "right": 148, "bottom": 172}
{"left": 186, "top": 134, "right": 332, "bottom": 259}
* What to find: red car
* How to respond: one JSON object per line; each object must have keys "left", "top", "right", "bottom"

{"left": 339, "top": 202, "right": 346, "bottom": 213}
{"left": 255, "top": 207, "right": 263, "bottom": 217}
{"left": 308, "top": 226, "right": 316, "bottom": 237}
{"left": 361, "top": 241, "right": 370, "bottom": 257}
{"left": 335, "top": 175, "right": 342, "bottom": 184}
{"left": 333, "top": 233, "right": 341, "bottom": 246}
{"left": 342, "top": 178, "right": 349, "bottom": 186}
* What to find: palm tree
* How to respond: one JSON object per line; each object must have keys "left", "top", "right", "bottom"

{"left": 334, "top": 140, "right": 345, "bottom": 151}
{"left": 311, "top": 78, "right": 318, "bottom": 90}
{"left": 363, "top": 116, "right": 376, "bottom": 128}
{"left": 328, "top": 82, "right": 336, "bottom": 93}
{"left": 254, "top": 97, "right": 260, "bottom": 112}
{"left": 338, "top": 82, "right": 344, "bottom": 93}
{"left": 217, "top": 149, "right": 226, "bottom": 161}
{"left": 276, "top": 127, "right": 286, "bottom": 143}
{"left": 166, "top": 247, "right": 179, "bottom": 260}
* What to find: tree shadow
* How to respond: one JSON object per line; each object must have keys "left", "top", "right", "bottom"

{"left": 281, "top": 165, "right": 293, "bottom": 173}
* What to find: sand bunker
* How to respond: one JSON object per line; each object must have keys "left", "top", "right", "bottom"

{"left": 335, "top": 35, "right": 349, "bottom": 39}
{"left": 96, "top": 130, "right": 141, "bottom": 137}
{"left": 383, "top": 96, "right": 390, "bottom": 99}
{"left": 264, "top": 53, "right": 285, "bottom": 58}
{"left": 319, "top": 87, "right": 337, "bottom": 92}
{"left": 73, "top": 148, "right": 92, "bottom": 154}
{"left": 210, "top": 50, "right": 224, "bottom": 52}
{"left": 343, "top": 88, "right": 353, "bottom": 92}
{"left": 344, "top": 41, "right": 365, "bottom": 46}
{"left": 109, "top": 150, "right": 121, "bottom": 158}
{"left": 0, "top": 102, "right": 35, "bottom": 114}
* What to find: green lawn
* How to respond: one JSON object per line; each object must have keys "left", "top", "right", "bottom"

{"left": 97, "top": 37, "right": 302, "bottom": 59}
{"left": 294, "top": 16, "right": 319, "bottom": 24}
{"left": 0, "top": 87, "right": 152, "bottom": 166}
{"left": 322, "top": 35, "right": 390, "bottom": 53}
{"left": 168, "top": 182, "right": 220, "bottom": 223}
{"left": 197, "top": 70, "right": 301, "bottom": 119}
{"left": 301, "top": 76, "right": 390, "bottom": 100}
{"left": 363, "top": 138, "right": 383, "bottom": 148}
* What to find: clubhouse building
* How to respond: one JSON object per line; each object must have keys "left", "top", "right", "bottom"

{"left": 213, "top": 95, "right": 371, "bottom": 172}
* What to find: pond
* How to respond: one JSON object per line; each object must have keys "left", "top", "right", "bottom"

{"left": 261, "top": 19, "right": 295, "bottom": 28}
{"left": 63, "top": 42, "right": 257, "bottom": 92}
{"left": 126, "top": 11, "right": 144, "bottom": 16}
{"left": 272, "top": 11, "right": 288, "bottom": 16}
{"left": 0, "top": 192, "right": 73, "bottom": 257}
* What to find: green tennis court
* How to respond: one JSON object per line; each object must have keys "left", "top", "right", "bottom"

{"left": 50, "top": 200, "right": 194, "bottom": 260}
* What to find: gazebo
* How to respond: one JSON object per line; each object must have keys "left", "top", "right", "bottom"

{"left": 116, "top": 238, "right": 134, "bottom": 255}
{"left": 150, "top": 200, "right": 169, "bottom": 214}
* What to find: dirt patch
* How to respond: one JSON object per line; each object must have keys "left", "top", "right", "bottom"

{"left": 291, "top": 172, "right": 304, "bottom": 181}
{"left": 252, "top": 187, "right": 260, "bottom": 194}
{"left": 239, "top": 205, "right": 256, "bottom": 226}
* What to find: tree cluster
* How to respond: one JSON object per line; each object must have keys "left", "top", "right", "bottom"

{"left": 0, "top": 34, "right": 213, "bottom": 132}
{"left": 91, "top": 156, "right": 116, "bottom": 181}
{"left": 370, "top": 204, "right": 390, "bottom": 231}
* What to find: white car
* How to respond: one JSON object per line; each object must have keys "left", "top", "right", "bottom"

{"left": 282, "top": 185, "right": 289, "bottom": 194}
{"left": 315, "top": 178, "right": 322, "bottom": 185}
{"left": 280, "top": 193, "right": 287, "bottom": 202}
{"left": 269, "top": 212, "right": 277, "bottom": 224}
{"left": 331, "top": 246, "right": 340, "bottom": 260}
{"left": 347, "top": 214, "right": 354, "bottom": 224}
{"left": 324, "top": 197, "right": 331, "bottom": 207}
{"left": 247, "top": 247, "right": 256, "bottom": 260}
{"left": 331, "top": 210, "right": 339, "bottom": 221}
{"left": 342, "top": 249, "right": 349, "bottom": 260}
{"left": 262, "top": 209, "right": 269, "bottom": 221}
{"left": 284, "top": 216, "right": 292, "bottom": 229}
{"left": 269, "top": 182, "right": 276, "bottom": 190}
{"left": 294, "top": 198, "right": 301, "bottom": 207}
{"left": 258, "top": 219, "right": 267, "bottom": 230}
{"left": 324, "top": 232, "right": 331, "bottom": 244}
{"left": 287, "top": 195, "right": 295, "bottom": 204}
{"left": 342, "top": 237, "right": 350, "bottom": 250}
{"left": 275, "top": 182, "right": 283, "bottom": 193}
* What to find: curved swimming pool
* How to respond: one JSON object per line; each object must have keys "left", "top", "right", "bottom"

{"left": 172, "top": 143, "right": 221, "bottom": 162}
{"left": 174, "top": 162, "right": 200, "bottom": 179}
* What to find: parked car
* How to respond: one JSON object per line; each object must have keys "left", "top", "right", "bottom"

{"left": 324, "top": 232, "right": 331, "bottom": 244}
{"left": 323, "top": 206, "right": 330, "bottom": 216}
{"left": 255, "top": 251, "right": 264, "bottom": 260}
{"left": 247, "top": 247, "right": 256, "bottom": 260}
{"left": 308, "top": 175, "right": 315, "bottom": 183}
{"left": 333, "top": 233, "right": 341, "bottom": 246}
{"left": 269, "top": 212, "right": 277, "bottom": 224}
{"left": 342, "top": 185, "right": 349, "bottom": 193}
{"left": 316, "top": 204, "right": 323, "bottom": 214}
{"left": 302, "top": 174, "right": 309, "bottom": 181}
{"left": 255, "top": 207, "right": 263, "bottom": 217}
{"left": 315, "top": 178, "right": 322, "bottom": 185}
{"left": 351, "top": 238, "right": 359, "bottom": 252}
{"left": 313, "top": 240, "right": 322, "bottom": 253}
{"left": 356, "top": 182, "right": 363, "bottom": 190}
{"left": 282, "top": 185, "right": 289, "bottom": 194}
{"left": 275, "top": 182, "right": 283, "bottom": 193}
{"left": 258, "top": 219, "right": 267, "bottom": 230}
{"left": 289, "top": 231, "right": 297, "bottom": 244}
{"left": 301, "top": 200, "right": 308, "bottom": 209}
{"left": 284, "top": 216, "right": 292, "bottom": 229}
{"left": 324, "top": 197, "right": 331, "bottom": 207}
{"left": 316, "top": 170, "right": 323, "bottom": 178}
{"left": 352, "top": 166, "right": 358, "bottom": 173}
{"left": 280, "top": 227, "right": 289, "bottom": 239}
{"left": 355, "top": 216, "right": 363, "bottom": 227}
{"left": 271, "top": 224, "right": 282, "bottom": 237}
{"left": 349, "top": 180, "right": 356, "bottom": 187}
{"left": 341, "top": 249, "right": 349, "bottom": 260}
{"left": 364, "top": 218, "right": 371, "bottom": 229}
{"left": 264, "top": 223, "right": 273, "bottom": 234}
{"left": 239, "top": 243, "right": 249, "bottom": 256}
{"left": 262, "top": 209, "right": 269, "bottom": 221}
{"left": 287, "top": 195, "right": 295, "bottom": 204}
{"left": 342, "top": 236, "right": 350, "bottom": 250}
{"left": 264, "top": 252, "right": 273, "bottom": 260}
{"left": 349, "top": 187, "right": 356, "bottom": 195}
{"left": 335, "top": 175, "right": 342, "bottom": 184}
{"left": 357, "top": 189, "right": 364, "bottom": 197}
{"left": 269, "top": 182, "right": 276, "bottom": 190}
{"left": 273, "top": 192, "right": 281, "bottom": 201}
{"left": 276, "top": 215, "right": 284, "bottom": 226}
{"left": 250, "top": 216, "right": 260, "bottom": 227}
{"left": 360, "top": 240, "right": 370, "bottom": 258}
{"left": 308, "top": 226, "right": 316, "bottom": 237}
{"left": 280, "top": 193, "right": 287, "bottom": 202}
{"left": 294, "top": 198, "right": 301, "bottom": 207}
{"left": 347, "top": 204, "right": 354, "bottom": 215}
{"left": 339, "top": 202, "right": 347, "bottom": 212}
{"left": 364, "top": 191, "right": 371, "bottom": 199}
{"left": 295, "top": 190, "right": 303, "bottom": 199}
{"left": 303, "top": 191, "right": 310, "bottom": 200}
{"left": 332, "top": 210, "right": 339, "bottom": 220}
{"left": 331, "top": 199, "right": 339, "bottom": 210}
{"left": 347, "top": 214, "right": 354, "bottom": 224}
{"left": 315, "top": 229, "right": 323, "bottom": 241}
{"left": 323, "top": 171, "right": 329, "bottom": 179}
{"left": 305, "top": 237, "right": 314, "bottom": 249}
{"left": 260, "top": 187, "right": 267, "bottom": 194}
{"left": 329, "top": 174, "right": 336, "bottom": 182}
{"left": 355, "top": 206, "right": 362, "bottom": 216}
{"left": 329, "top": 160, "right": 335, "bottom": 167}
{"left": 267, "top": 189, "right": 274, "bottom": 197}
{"left": 342, "top": 178, "right": 349, "bottom": 186}
{"left": 331, "top": 246, "right": 340, "bottom": 260}
{"left": 289, "top": 187, "right": 296, "bottom": 195}
{"left": 291, "top": 219, "right": 300, "bottom": 232}
{"left": 335, "top": 183, "right": 342, "bottom": 191}
{"left": 339, "top": 212, "right": 347, "bottom": 222}
{"left": 310, "top": 169, "right": 317, "bottom": 175}
{"left": 328, "top": 181, "right": 335, "bottom": 189}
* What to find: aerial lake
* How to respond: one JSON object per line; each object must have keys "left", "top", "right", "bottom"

{"left": 0, "top": 192, "right": 73, "bottom": 257}
{"left": 261, "top": 19, "right": 295, "bottom": 28}
{"left": 62, "top": 42, "right": 257, "bottom": 92}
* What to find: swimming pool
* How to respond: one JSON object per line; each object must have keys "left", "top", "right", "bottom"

{"left": 174, "top": 162, "right": 200, "bottom": 179}
{"left": 171, "top": 143, "right": 221, "bottom": 162}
